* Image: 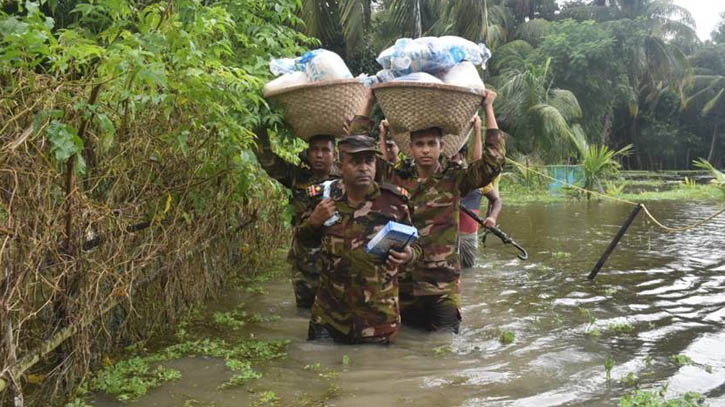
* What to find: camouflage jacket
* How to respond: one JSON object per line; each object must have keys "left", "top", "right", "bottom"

{"left": 297, "top": 179, "right": 421, "bottom": 341}
{"left": 379, "top": 129, "right": 506, "bottom": 296}
{"left": 254, "top": 129, "right": 339, "bottom": 272}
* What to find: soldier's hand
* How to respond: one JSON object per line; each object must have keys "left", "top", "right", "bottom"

{"left": 308, "top": 199, "right": 336, "bottom": 227}
{"left": 483, "top": 216, "right": 496, "bottom": 228}
{"left": 482, "top": 90, "right": 497, "bottom": 107}
{"left": 379, "top": 119, "right": 389, "bottom": 137}
{"left": 386, "top": 245, "right": 413, "bottom": 268}
{"left": 471, "top": 115, "right": 481, "bottom": 132}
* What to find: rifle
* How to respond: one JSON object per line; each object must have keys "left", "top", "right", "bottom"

{"left": 460, "top": 206, "right": 528, "bottom": 260}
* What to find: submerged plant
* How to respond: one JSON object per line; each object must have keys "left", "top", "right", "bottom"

{"left": 500, "top": 330, "right": 515, "bottom": 345}
{"left": 670, "top": 354, "right": 694, "bottom": 366}
{"left": 618, "top": 389, "right": 704, "bottom": 407}
{"left": 604, "top": 356, "right": 615, "bottom": 381}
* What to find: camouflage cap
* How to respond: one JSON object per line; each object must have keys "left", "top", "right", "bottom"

{"left": 338, "top": 135, "right": 377, "bottom": 154}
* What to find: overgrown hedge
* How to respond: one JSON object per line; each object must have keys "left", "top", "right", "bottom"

{"left": 0, "top": 0, "right": 313, "bottom": 404}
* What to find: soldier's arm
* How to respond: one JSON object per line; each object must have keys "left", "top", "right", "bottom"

{"left": 458, "top": 92, "right": 506, "bottom": 196}
{"left": 253, "top": 127, "right": 297, "bottom": 189}
{"left": 297, "top": 198, "right": 336, "bottom": 248}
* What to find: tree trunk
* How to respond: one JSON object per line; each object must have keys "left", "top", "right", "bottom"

{"left": 413, "top": 0, "right": 422, "bottom": 38}
{"left": 707, "top": 123, "right": 718, "bottom": 163}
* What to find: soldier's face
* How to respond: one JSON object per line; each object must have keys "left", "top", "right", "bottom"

{"left": 410, "top": 131, "right": 443, "bottom": 168}
{"left": 340, "top": 151, "right": 376, "bottom": 189}
{"left": 307, "top": 138, "right": 335, "bottom": 173}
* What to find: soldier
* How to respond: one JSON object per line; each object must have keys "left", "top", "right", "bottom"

{"left": 377, "top": 90, "right": 505, "bottom": 333}
{"left": 253, "top": 128, "right": 338, "bottom": 308}
{"left": 451, "top": 116, "right": 503, "bottom": 268}
{"left": 298, "top": 131, "right": 420, "bottom": 344}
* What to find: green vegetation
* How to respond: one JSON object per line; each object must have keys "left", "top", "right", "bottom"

{"left": 298, "top": 0, "right": 725, "bottom": 170}
{"left": 670, "top": 354, "right": 694, "bottom": 367}
{"left": 604, "top": 356, "right": 615, "bottom": 381}
{"left": 499, "top": 173, "right": 724, "bottom": 205}
{"left": 620, "top": 372, "right": 638, "bottom": 387}
{"left": 66, "top": 301, "right": 289, "bottom": 404}
{"left": 619, "top": 389, "right": 705, "bottom": 407}
{"left": 499, "top": 330, "right": 515, "bottom": 345}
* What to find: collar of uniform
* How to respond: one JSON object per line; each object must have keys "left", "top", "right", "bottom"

{"left": 331, "top": 180, "right": 380, "bottom": 207}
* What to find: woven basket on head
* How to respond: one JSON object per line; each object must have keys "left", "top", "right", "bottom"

{"left": 372, "top": 81, "right": 484, "bottom": 137}
{"left": 391, "top": 123, "right": 475, "bottom": 159}
{"left": 263, "top": 79, "right": 369, "bottom": 141}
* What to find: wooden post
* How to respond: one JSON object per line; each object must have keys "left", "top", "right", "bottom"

{"left": 588, "top": 204, "right": 642, "bottom": 280}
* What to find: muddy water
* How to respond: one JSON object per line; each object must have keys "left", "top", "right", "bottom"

{"left": 95, "top": 201, "right": 725, "bottom": 407}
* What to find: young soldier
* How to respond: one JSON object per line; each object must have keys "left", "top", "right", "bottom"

{"left": 253, "top": 129, "right": 338, "bottom": 308}
{"left": 377, "top": 91, "right": 505, "bottom": 333}
{"left": 298, "top": 131, "right": 420, "bottom": 344}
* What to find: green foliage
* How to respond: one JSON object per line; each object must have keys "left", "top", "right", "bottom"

{"left": 681, "top": 177, "right": 698, "bottom": 189}
{"left": 604, "top": 356, "right": 615, "bottom": 381}
{"left": 255, "top": 391, "right": 281, "bottom": 406}
{"left": 570, "top": 126, "right": 632, "bottom": 198}
{"left": 1, "top": 0, "right": 315, "bottom": 199}
{"left": 607, "top": 322, "right": 635, "bottom": 334}
{"left": 620, "top": 371, "right": 638, "bottom": 387}
{"left": 219, "top": 360, "right": 263, "bottom": 389}
{"left": 619, "top": 389, "right": 705, "bottom": 407}
{"left": 669, "top": 354, "right": 693, "bottom": 366}
{"left": 89, "top": 357, "right": 181, "bottom": 401}
{"left": 499, "top": 330, "right": 515, "bottom": 344}
{"left": 693, "top": 159, "right": 725, "bottom": 200}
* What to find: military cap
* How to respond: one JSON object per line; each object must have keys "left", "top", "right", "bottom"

{"left": 338, "top": 135, "right": 378, "bottom": 154}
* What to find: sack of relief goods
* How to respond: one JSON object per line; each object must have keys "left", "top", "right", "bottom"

{"left": 263, "top": 50, "right": 368, "bottom": 140}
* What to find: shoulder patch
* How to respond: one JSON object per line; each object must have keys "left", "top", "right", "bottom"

{"left": 306, "top": 184, "right": 323, "bottom": 197}
{"left": 380, "top": 183, "right": 409, "bottom": 199}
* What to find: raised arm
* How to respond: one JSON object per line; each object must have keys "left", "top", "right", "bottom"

{"left": 253, "top": 127, "right": 297, "bottom": 189}
{"left": 458, "top": 91, "right": 506, "bottom": 196}
{"left": 471, "top": 115, "right": 482, "bottom": 161}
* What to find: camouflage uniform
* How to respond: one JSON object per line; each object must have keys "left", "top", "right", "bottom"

{"left": 298, "top": 175, "right": 420, "bottom": 344}
{"left": 254, "top": 128, "right": 338, "bottom": 308}
{"left": 380, "top": 128, "right": 506, "bottom": 332}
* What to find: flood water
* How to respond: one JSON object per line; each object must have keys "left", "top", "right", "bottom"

{"left": 95, "top": 201, "right": 725, "bottom": 407}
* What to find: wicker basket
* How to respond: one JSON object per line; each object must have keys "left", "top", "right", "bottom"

{"left": 391, "top": 124, "right": 475, "bottom": 159}
{"left": 372, "top": 82, "right": 484, "bottom": 136}
{"left": 264, "top": 79, "right": 369, "bottom": 141}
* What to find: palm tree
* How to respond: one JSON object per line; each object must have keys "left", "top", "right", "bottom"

{"left": 570, "top": 125, "right": 633, "bottom": 198}
{"left": 683, "top": 46, "right": 725, "bottom": 163}
{"left": 492, "top": 55, "right": 583, "bottom": 160}
{"left": 300, "top": 0, "right": 372, "bottom": 66}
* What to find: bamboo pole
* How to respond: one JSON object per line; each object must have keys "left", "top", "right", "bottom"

{"left": 588, "top": 204, "right": 642, "bottom": 280}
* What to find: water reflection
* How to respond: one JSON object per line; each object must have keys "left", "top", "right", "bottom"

{"left": 95, "top": 201, "right": 725, "bottom": 407}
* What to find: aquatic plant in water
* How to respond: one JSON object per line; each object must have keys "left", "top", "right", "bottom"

{"left": 618, "top": 388, "right": 704, "bottom": 407}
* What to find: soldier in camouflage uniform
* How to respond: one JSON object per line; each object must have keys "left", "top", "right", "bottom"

{"left": 298, "top": 133, "right": 421, "bottom": 344}
{"left": 377, "top": 91, "right": 505, "bottom": 333}
{"left": 253, "top": 128, "right": 338, "bottom": 308}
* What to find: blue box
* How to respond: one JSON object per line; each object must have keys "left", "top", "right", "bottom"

{"left": 366, "top": 221, "right": 419, "bottom": 257}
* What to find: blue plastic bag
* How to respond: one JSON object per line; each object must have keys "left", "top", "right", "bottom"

{"left": 269, "top": 49, "right": 352, "bottom": 82}
{"left": 377, "top": 36, "right": 492, "bottom": 77}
